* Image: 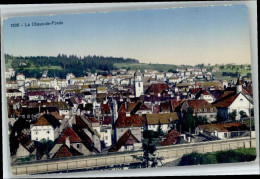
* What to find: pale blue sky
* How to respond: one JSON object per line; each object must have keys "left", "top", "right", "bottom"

{"left": 2, "top": 4, "right": 251, "bottom": 65}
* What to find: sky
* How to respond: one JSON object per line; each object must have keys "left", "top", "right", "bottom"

{"left": 2, "top": 4, "right": 252, "bottom": 65}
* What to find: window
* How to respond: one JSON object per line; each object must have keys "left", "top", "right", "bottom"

{"left": 35, "top": 131, "right": 38, "bottom": 135}
{"left": 36, "top": 137, "right": 38, "bottom": 141}
{"left": 138, "top": 82, "right": 141, "bottom": 87}
{"left": 210, "top": 108, "right": 213, "bottom": 112}
{"left": 105, "top": 136, "right": 108, "bottom": 140}
{"left": 77, "top": 144, "right": 82, "bottom": 149}
{"left": 204, "top": 108, "right": 207, "bottom": 112}
{"left": 46, "top": 131, "right": 50, "bottom": 134}
{"left": 224, "top": 133, "right": 227, "bottom": 138}
{"left": 198, "top": 109, "right": 201, "bottom": 112}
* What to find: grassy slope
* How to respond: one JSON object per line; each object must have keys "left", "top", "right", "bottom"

{"left": 114, "top": 63, "right": 178, "bottom": 72}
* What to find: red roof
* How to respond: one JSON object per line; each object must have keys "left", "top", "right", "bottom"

{"left": 212, "top": 91, "right": 239, "bottom": 108}
{"left": 170, "top": 99, "right": 184, "bottom": 111}
{"left": 189, "top": 88, "right": 202, "bottom": 95}
{"left": 88, "top": 117, "right": 99, "bottom": 123}
{"left": 198, "top": 122, "right": 243, "bottom": 132}
{"left": 56, "top": 126, "right": 82, "bottom": 144}
{"left": 159, "top": 129, "right": 180, "bottom": 146}
{"left": 115, "top": 114, "right": 146, "bottom": 128}
{"left": 108, "top": 130, "right": 140, "bottom": 152}
{"left": 145, "top": 83, "right": 170, "bottom": 95}
{"left": 184, "top": 99, "right": 217, "bottom": 113}
{"left": 52, "top": 144, "right": 83, "bottom": 158}
{"left": 138, "top": 103, "right": 150, "bottom": 111}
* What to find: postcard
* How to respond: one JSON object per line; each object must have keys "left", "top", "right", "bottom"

{"left": 1, "top": 2, "right": 258, "bottom": 177}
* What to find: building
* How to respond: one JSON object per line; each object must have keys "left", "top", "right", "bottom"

{"left": 195, "top": 122, "right": 249, "bottom": 140}
{"left": 49, "top": 126, "right": 93, "bottom": 158}
{"left": 176, "top": 99, "right": 218, "bottom": 123}
{"left": 108, "top": 129, "right": 142, "bottom": 152}
{"left": 133, "top": 70, "right": 144, "bottom": 97}
{"left": 212, "top": 78, "right": 254, "bottom": 121}
{"left": 31, "top": 114, "right": 61, "bottom": 142}
{"left": 146, "top": 113, "right": 179, "bottom": 133}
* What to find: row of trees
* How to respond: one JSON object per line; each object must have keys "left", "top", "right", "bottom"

{"left": 6, "top": 54, "right": 139, "bottom": 78}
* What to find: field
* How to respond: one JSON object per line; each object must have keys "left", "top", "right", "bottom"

{"left": 114, "top": 63, "right": 178, "bottom": 72}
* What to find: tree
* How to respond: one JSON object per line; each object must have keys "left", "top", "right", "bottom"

{"left": 181, "top": 107, "right": 195, "bottom": 133}
{"left": 35, "top": 139, "right": 54, "bottom": 160}
{"left": 132, "top": 130, "right": 163, "bottom": 168}
{"left": 157, "top": 120, "right": 164, "bottom": 138}
{"left": 228, "top": 110, "right": 237, "bottom": 121}
{"left": 239, "top": 110, "right": 248, "bottom": 119}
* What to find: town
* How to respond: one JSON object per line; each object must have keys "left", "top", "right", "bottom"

{"left": 5, "top": 64, "right": 255, "bottom": 167}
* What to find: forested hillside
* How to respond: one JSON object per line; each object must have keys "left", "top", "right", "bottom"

{"left": 5, "top": 54, "right": 139, "bottom": 78}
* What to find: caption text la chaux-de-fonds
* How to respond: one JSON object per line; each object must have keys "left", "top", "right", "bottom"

{"left": 10, "top": 21, "right": 63, "bottom": 28}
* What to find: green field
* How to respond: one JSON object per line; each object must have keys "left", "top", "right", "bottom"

{"left": 23, "top": 65, "right": 63, "bottom": 70}
{"left": 114, "top": 63, "right": 178, "bottom": 72}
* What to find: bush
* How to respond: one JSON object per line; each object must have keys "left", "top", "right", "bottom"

{"left": 215, "top": 150, "right": 256, "bottom": 163}
{"left": 178, "top": 149, "right": 256, "bottom": 166}
{"left": 178, "top": 152, "right": 205, "bottom": 166}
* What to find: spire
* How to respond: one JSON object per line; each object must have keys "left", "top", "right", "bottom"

{"left": 236, "top": 76, "right": 242, "bottom": 94}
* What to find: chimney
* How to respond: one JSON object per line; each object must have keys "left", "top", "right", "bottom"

{"left": 65, "top": 136, "right": 70, "bottom": 147}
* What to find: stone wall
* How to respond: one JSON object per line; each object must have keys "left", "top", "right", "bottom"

{"left": 11, "top": 137, "right": 256, "bottom": 175}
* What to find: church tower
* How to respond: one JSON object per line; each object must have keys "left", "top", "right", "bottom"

{"left": 236, "top": 76, "right": 242, "bottom": 94}
{"left": 134, "top": 70, "right": 144, "bottom": 97}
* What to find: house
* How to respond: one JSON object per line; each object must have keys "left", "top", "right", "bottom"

{"left": 195, "top": 122, "right": 249, "bottom": 140}
{"left": 27, "top": 91, "right": 46, "bottom": 101}
{"left": 5, "top": 68, "right": 16, "bottom": 79}
{"left": 16, "top": 73, "right": 25, "bottom": 81}
{"left": 145, "top": 83, "right": 170, "bottom": 97}
{"left": 159, "top": 101, "right": 171, "bottom": 113}
{"left": 49, "top": 126, "right": 93, "bottom": 158}
{"left": 15, "top": 134, "right": 36, "bottom": 159}
{"left": 74, "top": 115, "right": 101, "bottom": 153}
{"left": 52, "top": 143, "right": 83, "bottom": 159}
{"left": 135, "top": 103, "right": 152, "bottom": 115}
{"left": 167, "top": 77, "right": 180, "bottom": 84}
{"left": 108, "top": 129, "right": 142, "bottom": 152}
{"left": 170, "top": 98, "right": 184, "bottom": 112}
{"left": 66, "top": 73, "right": 75, "bottom": 85}
{"left": 6, "top": 81, "right": 19, "bottom": 89}
{"left": 100, "top": 126, "right": 113, "bottom": 149}
{"left": 195, "top": 90, "right": 216, "bottom": 103}
{"left": 146, "top": 113, "right": 179, "bottom": 133}
{"left": 176, "top": 99, "right": 218, "bottom": 123}
{"left": 212, "top": 78, "right": 254, "bottom": 121}
{"left": 31, "top": 114, "right": 61, "bottom": 142}
{"left": 115, "top": 103, "right": 146, "bottom": 142}
{"left": 159, "top": 129, "right": 181, "bottom": 146}
{"left": 6, "top": 89, "right": 22, "bottom": 98}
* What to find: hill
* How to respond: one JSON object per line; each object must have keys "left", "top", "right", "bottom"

{"left": 4, "top": 54, "right": 139, "bottom": 78}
